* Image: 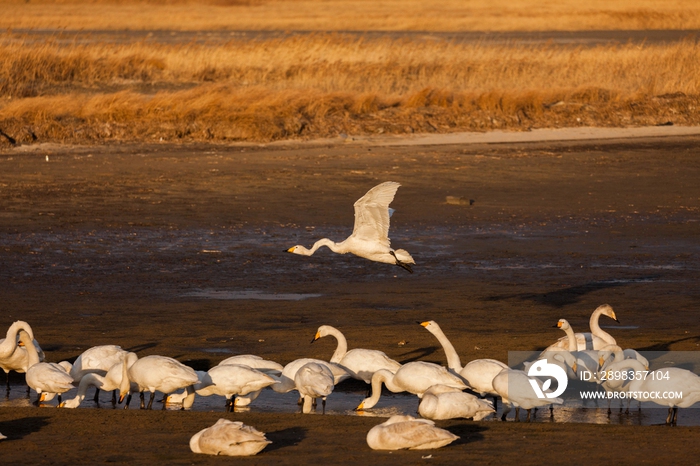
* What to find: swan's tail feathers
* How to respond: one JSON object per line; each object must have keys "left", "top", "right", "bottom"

{"left": 394, "top": 249, "right": 415, "bottom": 264}
{"left": 391, "top": 249, "right": 415, "bottom": 274}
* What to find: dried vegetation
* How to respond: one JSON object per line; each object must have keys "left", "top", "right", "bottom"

{"left": 0, "top": 1, "right": 699, "bottom": 145}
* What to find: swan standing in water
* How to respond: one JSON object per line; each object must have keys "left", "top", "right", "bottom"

{"left": 190, "top": 419, "right": 271, "bottom": 456}
{"left": 18, "top": 330, "right": 74, "bottom": 404}
{"left": 419, "top": 320, "right": 507, "bottom": 405}
{"left": 169, "top": 364, "right": 279, "bottom": 412}
{"left": 543, "top": 304, "right": 619, "bottom": 351}
{"left": 0, "top": 321, "right": 45, "bottom": 391}
{"left": 68, "top": 345, "right": 127, "bottom": 403}
{"left": 366, "top": 415, "right": 459, "bottom": 450}
{"left": 294, "top": 362, "right": 335, "bottom": 414}
{"left": 312, "top": 325, "right": 401, "bottom": 383}
{"left": 418, "top": 384, "right": 495, "bottom": 421}
{"left": 118, "top": 352, "right": 199, "bottom": 410}
{"left": 233, "top": 357, "right": 349, "bottom": 409}
{"left": 356, "top": 361, "right": 468, "bottom": 410}
{"left": 627, "top": 365, "right": 700, "bottom": 424}
{"left": 491, "top": 368, "right": 563, "bottom": 421}
{"left": 167, "top": 354, "right": 283, "bottom": 408}
{"left": 286, "top": 181, "right": 415, "bottom": 273}
{"left": 59, "top": 359, "right": 140, "bottom": 409}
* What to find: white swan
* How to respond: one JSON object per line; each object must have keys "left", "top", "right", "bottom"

{"left": 356, "top": 361, "right": 468, "bottom": 410}
{"left": 491, "top": 368, "right": 563, "bottom": 421}
{"left": 286, "top": 181, "right": 415, "bottom": 273}
{"left": 232, "top": 357, "right": 349, "bottom": 408}
{"left": 419, "top": 320, "right": 507, "bottom": 400}
{"left": 68, "top": 345, "right": 127, "bottom": 403}
{"left": 366, "top": 415, "right": 459, "bottom": 450}
{"left": 118, "top": 352, "right": 199, "bottom": 409}
{"left": 312, "top": 325, "right": 401, "bottom": 383}
{"left": 624, "top": 364, "right": 700, "bottom": 424}
{"left": 59, "top": 359, "right": 137, "bottom": 409}
{"left": 18, "top": 330, "right": 74, "bottom": 404}
{"left": 418, "top": 384, "right": 495, "bottom": 421}
{"left": 535, "top": 319, "right": 600, "bottom": 380}
{"left": 543, "top": 304, "right": 619, "bottom": 351}
{"left": 166, "top": 354, "right": 283, "bottom": 408}
{"left": 179, "top": 364, "right": 279, "bottom": 412}
{"left": 0, "top": 321, "right": 45, "bottom": 390}
{"left": 294, "top": 361, "right": 335, "bottom": 414}
{"left": 190, "top": 419, "right": 271, "bottom": 456}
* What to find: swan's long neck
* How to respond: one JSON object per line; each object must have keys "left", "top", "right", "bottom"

{"left": 0, "top": 321, "right": 33, "bottom": 359}
{"left": 361, "top": 370, "right": 399, "bottom": 409}
{"left": 300, "top": 238, "right": 345, "bottom": 255}
{"left": 562, "top": 325, "right": 578, "bottom": 352}
{"left": 75, "top": 373, "right": 105, "bottom": 404}
{"left": 590, "top": 310, "right": 616, "bottom": 344}
{"left": 426, "top": 323, "right": 463, "bottom": 372}
{"left": 119, "top": 353, "right": 136, "bottom": 398}
{"left": 326, "top": 327, "right": 348, "bottom": 364}
{"left": 18, "top": 330, "right": 40, "bottom": 368}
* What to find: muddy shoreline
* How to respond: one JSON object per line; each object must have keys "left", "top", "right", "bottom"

{"left": 1, "top": 135, "right": 699, "bottom": 463}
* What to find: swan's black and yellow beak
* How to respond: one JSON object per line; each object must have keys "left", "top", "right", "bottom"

{"left": 355, "top": 401, "right": 365, "bottom": 411}
{"left": 310, "top": 331, "right": 321, "bottom": 344}
{"left": 286, "top": 246, "right": 295, "bottom": 253}
{"left": 419, "top": 321, "right": 430, "bottom": 327}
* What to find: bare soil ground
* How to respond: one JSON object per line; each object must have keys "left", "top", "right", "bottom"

{"left": 0, "top": 135, "right": 699, "bottom": 464}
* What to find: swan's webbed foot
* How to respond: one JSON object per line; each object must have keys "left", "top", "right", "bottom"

{"left": 390, "top": 251, "right": 414, "bottom": 274}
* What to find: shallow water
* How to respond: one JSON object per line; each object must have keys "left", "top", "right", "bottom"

{"left": 4, "top": 382, "right": 699, "bottom": 426}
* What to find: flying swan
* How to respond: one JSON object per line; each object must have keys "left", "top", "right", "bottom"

{"left": 286, "top": 181, "right": 415, "bottom": 273}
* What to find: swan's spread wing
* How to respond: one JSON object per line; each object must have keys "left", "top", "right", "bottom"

{"left": 351, "top": 181, "right": 400, "bottom": 245}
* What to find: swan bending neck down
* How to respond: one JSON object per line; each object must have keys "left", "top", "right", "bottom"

{"left": 357, "top": 362, "right": 467, "bottom": 410}
{"left": 286, "top": 181, "right": 415, "bottom": 273}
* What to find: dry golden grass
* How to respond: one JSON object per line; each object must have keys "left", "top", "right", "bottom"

{"left": 0, "top": 33, "right": 698, "bottom": 144}
{"left": 3, "top": 0, "right": 700, "bottom": 32}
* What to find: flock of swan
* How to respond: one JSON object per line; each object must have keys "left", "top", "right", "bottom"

{"left": 2, "top": 181, "right": 699, "bottom": 455}
{"left": 3, "top": 302, "right": 700, "bottom": 454}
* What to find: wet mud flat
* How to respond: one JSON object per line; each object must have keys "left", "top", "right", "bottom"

{"left": 0, "top": 136, "right": 699, "bottom": 464}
